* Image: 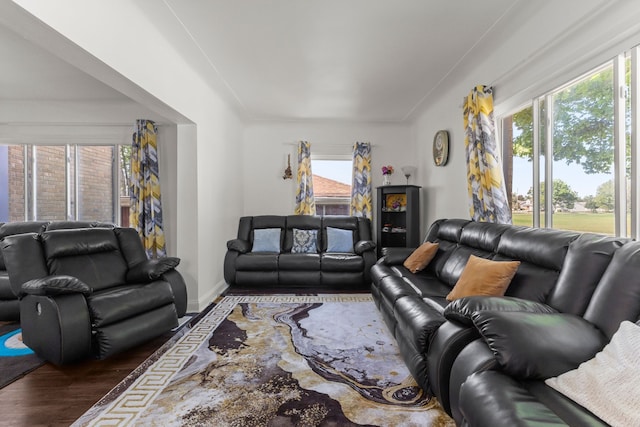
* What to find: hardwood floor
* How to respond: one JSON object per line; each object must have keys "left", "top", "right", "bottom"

{"left": 1, "top": 301, "right": 202, "bottom": 426}
{"left": 0, "top": 333, "right": 172, "bottom": 427}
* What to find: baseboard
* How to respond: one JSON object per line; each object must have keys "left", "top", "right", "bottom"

{"left": 190, "top": 280, "right": 228, "bottom": 312}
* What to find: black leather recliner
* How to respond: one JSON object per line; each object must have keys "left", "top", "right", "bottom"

{"left": 1, "top": 226, "right": 188, "bottom": 365}
{"left": 0, "top": 220, "right": 115, "bottom": 321}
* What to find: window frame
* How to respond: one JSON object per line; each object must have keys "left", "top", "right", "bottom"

{"left": 310, "top": 153, "right": 353, "bottom": 216}
{"left": 499, "top": 49, "right": 635, "bottom": 237}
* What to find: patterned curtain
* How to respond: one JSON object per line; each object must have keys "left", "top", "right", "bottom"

{"left": 463, "top": 85, "right": 512, "bottom": 224}
{"left": 350, "top": 141, "right": 372, "bottom": 219}
{"left": 294, "top": 141, "right": 316, "bottom": 215}
{"left": 130, "top": 119, "right": 167, "bottom": 258}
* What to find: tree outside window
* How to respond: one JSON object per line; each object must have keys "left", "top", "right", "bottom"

{"left": 503, "top": 62, "right": 624, "bottom": 235}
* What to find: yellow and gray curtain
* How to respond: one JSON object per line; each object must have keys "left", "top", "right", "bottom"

{"left": 463, "top": 85, "right": 511, "bottom": 224}
{"left": 350, "top": 141, "right": 372, "bottom": 219}
{"left": 130, "top": 119, "right": 167, "bottom": 258}
{"left": 295, "top": 140, "right": 316, "bottom": 215}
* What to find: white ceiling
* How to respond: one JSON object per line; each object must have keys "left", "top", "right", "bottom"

{"left": 155, "top": 0, "right": 519, "bottom": 122}
{"left": 0, "top": 0, "right": 613, "bottom": 124}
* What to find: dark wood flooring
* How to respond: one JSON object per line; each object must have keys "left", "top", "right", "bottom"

{"left": 0, "top": 332, "right": 172, "bottom": 427}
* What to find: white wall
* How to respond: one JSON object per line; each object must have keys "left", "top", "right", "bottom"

{"left": 8, "top": 0, "right": 245, "bottom": 311}
{"left": 157, "top": 125, "right": 178, "bottom": 256}
{"left": 413, "top": 0, "right": 640, "bottom": 229}
{"left": 243, "top": 120, "right": 414, "bottom": 223}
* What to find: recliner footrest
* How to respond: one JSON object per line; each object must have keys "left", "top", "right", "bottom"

{"left": 94, "top": 303, "right": 178, "bottom": 360}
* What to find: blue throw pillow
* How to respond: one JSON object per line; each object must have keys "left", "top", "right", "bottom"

{"left": 326, "top": 227, "right": 354, "bottom": 253}
{"left": 291, "top": 228, "right": 318, "bottom": 254}
{"left": 252, "top": 228, "right": 281, "bottom": 252}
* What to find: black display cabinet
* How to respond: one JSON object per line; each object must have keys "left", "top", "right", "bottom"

{"left": 376, "top": 185, "right": 421, "bottom": 257}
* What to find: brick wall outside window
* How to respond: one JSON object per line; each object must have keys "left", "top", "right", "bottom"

{"left": 4, "top": 145, "right": 114, "bottom": 222}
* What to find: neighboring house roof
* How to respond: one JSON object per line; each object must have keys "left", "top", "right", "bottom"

{"left": 313, "top": 174, "right": 351, "bottom": 198}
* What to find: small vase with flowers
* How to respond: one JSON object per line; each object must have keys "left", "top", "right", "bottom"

{"left": 382, "top": 165, "right": 394, "bottom": 185}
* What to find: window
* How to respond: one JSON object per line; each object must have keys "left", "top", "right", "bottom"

{"left": 0, "top": 143, "right": 128, "bottom": 224}
{"left": 502, "top": 105, "right": 534, "bottom": 227}
{"left": 501, "top": 53, "right": 634, "bottom": 236}
{"left": 311, "top": 158, "right": 352, "bottom": 216}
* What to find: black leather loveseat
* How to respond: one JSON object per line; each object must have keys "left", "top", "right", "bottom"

{"left": 224, "top": 215, "right": 376, "bottom": 288}
{"left": 1, "top": 226, "right": 187, "bottom": 365}
{"left": 372, "top": 218, "right": 640, "bottom": 426}
{"left": 0, "top": 220, "right": 114, "bottom": 321}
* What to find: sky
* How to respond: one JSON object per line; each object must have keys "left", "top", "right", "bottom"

{"left": 312, "top": 160, "right": 352, "bottom": 185}
{"left": 512, "top": 156, "right": 613, "bottom": 198}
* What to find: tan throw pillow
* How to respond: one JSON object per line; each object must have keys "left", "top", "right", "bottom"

{"left": 403, "top": 242, "right": 439, "bottom": 273}
{"left": 446, "top": 255, "right": 520, "bottom": 301}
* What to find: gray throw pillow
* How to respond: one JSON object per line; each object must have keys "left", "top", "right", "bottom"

{"left": 326, "top": 227, "right": 354, "bottom": 253}
{"left": 252, "top": 228, "right": 281, "bottom": 252}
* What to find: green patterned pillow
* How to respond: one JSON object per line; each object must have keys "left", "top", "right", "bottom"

{"left": 291, "top": 228, "right": 318, "bottom": 254}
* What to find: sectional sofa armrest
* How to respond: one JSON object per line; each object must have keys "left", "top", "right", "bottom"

{"left": 459, "top": 371, "right": 582, "bottom": 427}
{"left": 378, "top": 247, "right": 415, "bottom": 265}
{"left": 354, "top": 240, "right": 376, "bottom": 255}
{"left": 444, "top": 296, "right": 558, "bottom": 325}
{"left": 126, "top": 257, "right": 181, "bottom": 283}
{"left": 21, "top": 275, "right": 92, "bottom": 297}
{"left": 226, "top": 238, "right": 251, "bottom": 254}
{"left": 471, "top": 310, "right": 607, "bottom": 380}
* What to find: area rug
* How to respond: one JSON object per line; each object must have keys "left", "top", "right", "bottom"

{"left": 0, "top": 322, "right": 44, "bottom": 389}
{"left": 73, "top": 294, "right": 454, "bottom": 426}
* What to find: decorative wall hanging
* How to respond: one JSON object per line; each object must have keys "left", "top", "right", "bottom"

{"left": 283, "top": 154, "right": 293, "bottom": 179}
{"left": 433, "top": 130, "right": 449, "bottom": 166}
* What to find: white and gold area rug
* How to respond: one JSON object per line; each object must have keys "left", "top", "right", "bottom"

{"left": 73, "top": 294, "right": 454, "bottom": 426}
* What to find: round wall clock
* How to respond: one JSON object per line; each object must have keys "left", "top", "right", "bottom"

{"left": 433, "top": 130, "right": 449, "bottom": 166}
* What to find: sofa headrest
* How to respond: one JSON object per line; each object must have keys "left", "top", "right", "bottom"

{"left": 41, "top": 228, "right": 120, "bottom": 259}
{"left": 321, "top": 216, "right": 359, "bottom": 231}
{"left": 0, "top": 221, "right": 50, "bottom": 270}
{"left": 251, "top": 216, "right": 286, "bottom": 233}
{"left": 548, "top": 234, "right": 628, "bottom": 316}
{"left": 0, "top": 221, "right": 48, "bottom": 239}
{"left": 45, "top": 221, "right": 114, "bottom": 231}
{"left": 285, "top": 215, "right": 322, "bottom": 230}
{"left": 459, "top": 222, "right": 511, "bottom": 252}
{"left": 431, "top": 219, "right": 471, "bottom": 243}
{"left": 584, "top": 240, "right": 640, "bottom": 339}
{"left": 496, "top": 227, "right": 579, "bottom": 271}
{"left": 41, "top": 228, "right": 128, "bottom": 291}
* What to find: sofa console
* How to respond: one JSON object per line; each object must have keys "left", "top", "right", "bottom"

{"left": 224, "top": 215, "right": 376, "bottom": 289}
{"left": 372, "top": 218, "right": 640, "bottom": 426}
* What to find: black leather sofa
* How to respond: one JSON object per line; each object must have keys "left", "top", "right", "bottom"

{"left": 371, "top": 218, "right": 640, "bottom": 426}
{"left": 1, "top": 226, "right": 188, "bottom": 365}
{"left": 0, "top": 220, "right": 114, "bottom": 321}
{"left": 224, "top": 215, "right": 376, "bottom": 288}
